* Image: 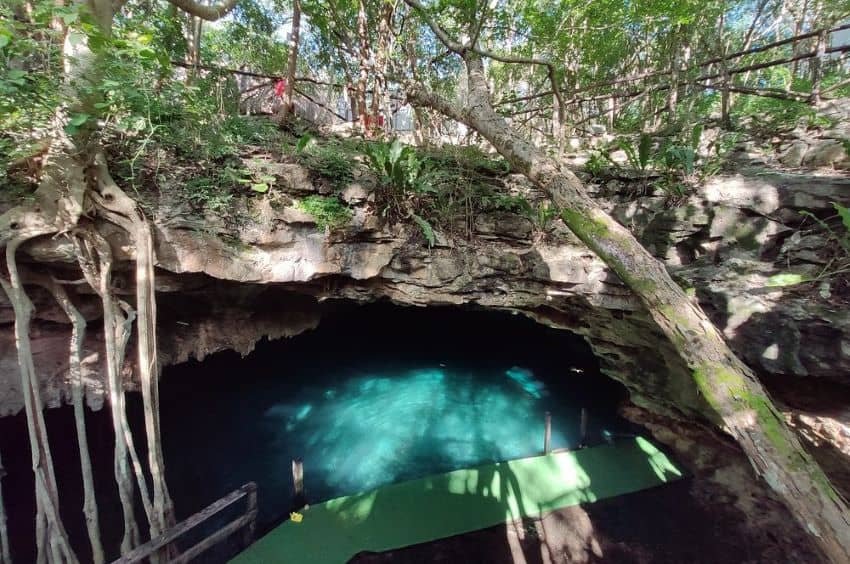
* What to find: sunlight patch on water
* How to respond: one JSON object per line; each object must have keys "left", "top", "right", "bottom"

{"left": 262, "top": 365, "right": 570, "bottom": 498}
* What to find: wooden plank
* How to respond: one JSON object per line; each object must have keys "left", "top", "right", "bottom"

{"left": 169, "top": 512, "right": 257, "bottom": 564}
{"left": 113, "top": 482, "right": 257, "bottom": 564}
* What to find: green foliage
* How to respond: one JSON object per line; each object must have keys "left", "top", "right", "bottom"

{"left": 489, "top": 193, "right": 556, "bottom": 232}
{"left": 297, "top": 141, "right": 355, "bottom": 190}
{"left": 184, "top": 175, "right": 235, "bottom": 214}
{"left": 364, "top": 139, "right": 435, "bottom": 219}
{"left": 616, "top": 133, "right": 652, "bottom": 173}
{"left": 297, "top": 195, "right": 352, "bottom": 229}
{"left": 366, "top": 139, "right": 423, "bottom": 193}
{"left": 411, "top": 213, "right": 436, "bottom": 247}
{"left": 584, "top": 152, "right": 608, "bottom": 177}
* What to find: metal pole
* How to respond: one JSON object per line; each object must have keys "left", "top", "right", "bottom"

{"left": 544, "top": 411, "right": 552, "bottom": 454}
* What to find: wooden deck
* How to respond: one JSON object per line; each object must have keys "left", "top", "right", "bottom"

{"left": 231, "top": 437, "right": 682, "bottom": 564}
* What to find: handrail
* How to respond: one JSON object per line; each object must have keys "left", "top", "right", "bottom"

{"left": 112, "top": 482, "right": 258, "bottom": 564}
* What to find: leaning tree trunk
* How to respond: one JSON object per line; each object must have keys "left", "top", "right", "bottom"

{"left": 406, "top": 52, "right": 850, "bottom": 563}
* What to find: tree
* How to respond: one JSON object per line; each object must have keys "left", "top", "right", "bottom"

{"left": 400, "top": 0, "right": 850, "bottom": 561}
{"left": 0, "top": 0, "right": 242, "bottom": 561}
{"left": 277, "top": 0, "right": 302, "bottom": 123}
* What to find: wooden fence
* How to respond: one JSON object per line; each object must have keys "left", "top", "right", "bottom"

{"left": 112, "top": 482, "right": 258, "bottom": 564}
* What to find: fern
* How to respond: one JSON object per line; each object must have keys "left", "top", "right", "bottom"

{"left": 411, "top": 213, "right": 436, "bottom": 248}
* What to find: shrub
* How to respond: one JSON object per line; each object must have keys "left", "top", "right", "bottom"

{"left": 297, "top": 195, "right": 352, "bottom": 229}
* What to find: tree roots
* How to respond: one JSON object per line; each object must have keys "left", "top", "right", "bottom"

{"left": 0, "top": 147, "right": 175, "bottom": 561}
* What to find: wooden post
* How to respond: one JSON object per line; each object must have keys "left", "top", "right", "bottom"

{"left": 242, "top": 483, "right": 258, "bottom": 549}
{"left": 580, "top": 408, "right": 588, "bottom": 448}
{"left": 543, "top": 412, "right": 552, "bottom": 454}
{"left": 292, "top": 459, "right": 304, "bottom": 498}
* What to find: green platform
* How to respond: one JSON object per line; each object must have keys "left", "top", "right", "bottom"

{"left": 231, "top": 437, "right": 682, "bottom": 564}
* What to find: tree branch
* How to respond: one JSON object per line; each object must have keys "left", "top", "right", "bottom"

{"left": 166, "top": 0, "right": 240, "bottom": 21}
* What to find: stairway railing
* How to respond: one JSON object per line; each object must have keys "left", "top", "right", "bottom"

{"left": 112, "top": 482, "right": 258, "bottom": 564}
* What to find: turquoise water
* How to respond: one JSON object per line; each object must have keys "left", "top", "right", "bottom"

{"left": 159, "top": 304, "right": 633, "bottom": 530}
{"left": 0, "top": 303, "right": 633, "bottom": 562}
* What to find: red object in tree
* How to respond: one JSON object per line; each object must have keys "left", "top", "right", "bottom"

{"left": 376, "top": 115, "right": 385, "bottom": 127}
{"left": 274, "top": 80, "right": 287, "bottom": 98}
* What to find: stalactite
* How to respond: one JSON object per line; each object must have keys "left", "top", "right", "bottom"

{"left": 35, "top": 274, "right": 105, "bottom": 564}
{"left": 0, "top": 239, "right": 78, "bottom": 563}
{"left": 0, "top": 448, "right": 11, "bottom": 564}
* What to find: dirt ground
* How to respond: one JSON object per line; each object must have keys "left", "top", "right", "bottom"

{"left": 350, "top": 478, "right": 819, "bottom": 564}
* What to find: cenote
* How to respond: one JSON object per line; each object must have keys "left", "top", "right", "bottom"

{"left": 0, "top": 302, "right": 636, "bottom": 562}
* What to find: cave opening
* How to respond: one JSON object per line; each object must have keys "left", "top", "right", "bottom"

{"left": 0, "top": 301, "right": 636, "bottom": 562}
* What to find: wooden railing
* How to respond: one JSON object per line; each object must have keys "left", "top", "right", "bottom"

{"left": 112, "top": 482, "right": 258, "bottom": 564}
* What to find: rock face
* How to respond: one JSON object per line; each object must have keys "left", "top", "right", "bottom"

{"left": 2, "top": 162, "right": 849, "bottom": 423}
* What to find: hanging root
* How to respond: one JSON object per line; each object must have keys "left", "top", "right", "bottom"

{"left": 74, "top": 231, "right": 145, "bottom": 553}
{"left": 0, "top": 449, "right": 11, "bottom": 564}
{"left": 0, "top": 239, "right": 78, "bottom": 564}
{"left": 89, "top": 153, "right": 175, "bottom": 533}
{"left": 0, "top": 138, "right": 175, "bottom": 559}
{"left": 32, "top": 272, "right": 105, "bottom": 564}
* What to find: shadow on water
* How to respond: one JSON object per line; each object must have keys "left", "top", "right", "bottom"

{"left": 157, "top": 303, "right": 635, "bottom": 532}
{"left": 0, "top": 302, "right": 640, "bottom": 563}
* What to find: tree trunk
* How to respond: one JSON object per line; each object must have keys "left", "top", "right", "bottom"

{"left": 406, "top": 51, "right": 850, "bottom": 564}
{"left": 277, "top": 0, "right": 301, "bottom": 123}
{"left": 186, "top": 14, "right": 203, "bottom": 83}
{"left": 356, "top": 0, "right": 370, "bottom": 132}
{"left": 0, "top": 448, "right": 10, "bottom": 564}
{"left": 810, "top": 29, "right": 827, "bottom": 103}
{"left": 371, "top": 0, "right": 395, "bottom": 134}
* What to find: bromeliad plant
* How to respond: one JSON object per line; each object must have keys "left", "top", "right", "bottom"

{"left": 365, "top": 138, "right": 439, "bottom": 246}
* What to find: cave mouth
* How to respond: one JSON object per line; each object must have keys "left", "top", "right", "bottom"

{"left": 158, "top": 302, "right": 635, "bottom": 531}
{"left": 0, "top": 301, "right": 636, "bottom": 562}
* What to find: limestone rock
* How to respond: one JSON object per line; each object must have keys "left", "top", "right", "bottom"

{"left": 779, "top": 140, "right": 808, "bottom": 168}
{"left": 803, "top": 139, "right": 847, "bottom": 168}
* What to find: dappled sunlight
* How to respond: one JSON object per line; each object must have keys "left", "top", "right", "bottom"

{"left": 233, "top": 437, "right": 682, "bottom": 564}
{"left": 259, "top": 363, "right": 590, "bottom": 501}
{"left": 325, "top": 491, "right": 376, "bottom": 523}
{"left": 636, "top": 436, "right": 684, "bottom": 481}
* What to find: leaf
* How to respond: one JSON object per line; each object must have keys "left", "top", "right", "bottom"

{"left": 638, "top": 133, "right": 652, "bottom": 170}
{"left": 0, "top": 34, "right": 11, "bottom": 50}
{"left": 765, "top": 273, "right": 808, "bottom": 287}
{"left": 67, "top": 31, "right": 86, "bottom": 46}
{"left": 690, "top": 124, "right": 704, "bottom": 151}
{"left": 411, "top": 213, "right": 435, "bottom": 248}
{"left": 251, "top": 183, "right": 269, "bottom": 193}
{"left": 388, "top": 139, "right": 404, "bottom": 165}
{"left": 69, "top": 113, "right": 89, "bottom": 127}
{"left": 258, "top": 174, "right": 276, "bottom": 184}
{"left": 833, "top": 202, "right": 850, "bottom": 233}
{"left": 296, "top": 134, "right": 314, "bottom": 153}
